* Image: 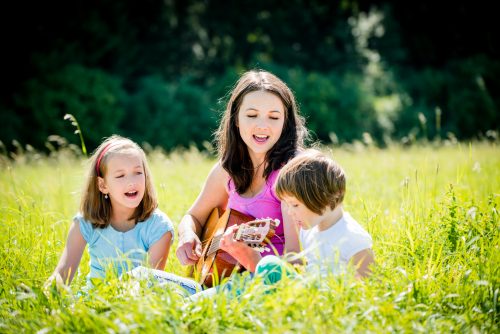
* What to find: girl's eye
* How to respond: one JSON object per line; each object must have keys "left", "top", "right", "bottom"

{"left": 270, "top": 117, "right": 280, "bottom": 120}
{"left": 136, "top": 171, "right": 143, "bottom": 175}
{"left": 115, "top": 175, "right": 124, "bottom": 179}
{"left": 247, "top": 115, "right": 257, "bottom": 118}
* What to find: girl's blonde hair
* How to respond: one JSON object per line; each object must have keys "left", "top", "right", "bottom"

{"left": 275, "top": 149, "right": 345, "bottom": 214}
{"left": 81, "top": 135, "right": 157, "bottom": 228}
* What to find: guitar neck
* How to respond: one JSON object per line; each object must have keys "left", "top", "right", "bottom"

{"left": 205, "top": 217, "right": 279, "bottom": 256}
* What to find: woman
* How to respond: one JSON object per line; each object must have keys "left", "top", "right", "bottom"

{"left": 176, "top": 70, "right": 308, "bottom": 274}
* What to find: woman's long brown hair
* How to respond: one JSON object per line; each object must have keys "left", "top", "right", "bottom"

{"left": 215, "top": 70, "right": 308, "bottom": 194}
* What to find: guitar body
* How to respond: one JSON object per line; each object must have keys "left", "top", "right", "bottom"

{"left": 194, "top": 208, "right": 255, "bottom": 287}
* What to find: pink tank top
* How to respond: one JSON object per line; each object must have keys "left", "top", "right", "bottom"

{"left": 227, "top": 170, "right": 285, "bottom": 256}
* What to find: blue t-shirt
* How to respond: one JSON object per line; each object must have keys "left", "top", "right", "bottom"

{"left": 76, "top": 209, "right": 174, "bottom": 281}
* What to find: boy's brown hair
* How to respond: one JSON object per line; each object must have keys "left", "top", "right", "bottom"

{"left": 275, "top": 149, "right": 346, "bottom": 214}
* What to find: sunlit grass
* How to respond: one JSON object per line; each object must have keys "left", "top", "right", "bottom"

{"left": 0, "top": 143, "right": 498, "bottom": 333}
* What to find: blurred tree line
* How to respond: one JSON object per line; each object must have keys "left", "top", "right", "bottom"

{"left": 0, "top": 0, "right": 498, "bottom": 153}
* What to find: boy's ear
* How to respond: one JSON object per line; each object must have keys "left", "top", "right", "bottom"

{"left": 97, "top": 177, "right": 108, "bottom": 193}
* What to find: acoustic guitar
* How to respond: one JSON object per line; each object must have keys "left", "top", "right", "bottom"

{"left": 193, "top": 208, "right": 280, "bottom": 287}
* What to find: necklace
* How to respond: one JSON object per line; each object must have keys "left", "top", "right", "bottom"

{"left": 242, "top": 159, "right": 266, "bottom": 172}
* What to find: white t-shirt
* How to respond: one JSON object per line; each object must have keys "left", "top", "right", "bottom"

{"left": 299, "top": 212, "right": 372, "bottom": 276}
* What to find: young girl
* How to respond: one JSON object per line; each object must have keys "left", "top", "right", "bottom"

{"left": 176, "top": 69, "right": 308, "bottom": 274}
{"left": 47, "top": 135, "right": 174, "bottom": 287}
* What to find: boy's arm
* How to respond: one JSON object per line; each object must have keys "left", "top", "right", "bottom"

{"left": 48, "top": 220, "right": 87, "bottom": 286}
{"left": 148, "top": 232, "right": 173, "bottom": 270}
{"left": 281, "top": 202, "right": 304, "bottom": 265}
{"left": 350, "top": 248, "right": 375, "bottom": 279}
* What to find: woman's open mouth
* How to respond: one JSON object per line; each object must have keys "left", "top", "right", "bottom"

{"left": 253, "top": 134, "right": 269, "bottom": 143}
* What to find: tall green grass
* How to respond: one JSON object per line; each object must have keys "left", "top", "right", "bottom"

{"left": 0, "top": 143, "right": 498, "bottom": 333}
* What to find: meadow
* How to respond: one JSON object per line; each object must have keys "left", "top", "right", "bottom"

{"left": 0, "top": 142, "right": 498, "bottom": 333}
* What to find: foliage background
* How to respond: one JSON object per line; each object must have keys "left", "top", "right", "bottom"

{"left": 0, "top": 1, "right": 498, "bottom": 152}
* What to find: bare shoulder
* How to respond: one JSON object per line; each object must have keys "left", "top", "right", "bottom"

{"left": 206, "top": 161, "right": 230, "bottom": 189}
{"left": 209, "top": 161, "right": 229, "bottom": 178}
{"left": 187, "top": 160, "right": 230, "bottom": 221}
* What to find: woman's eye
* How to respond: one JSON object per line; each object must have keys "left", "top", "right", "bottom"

{"left": 115, "top": 175, "right": 124, "bottom": 179}
{"left": 247, "top": 115, "right": 257, "bottom": 118}
{"left": 270, "top": 117, "right": 280, "bottom": 120}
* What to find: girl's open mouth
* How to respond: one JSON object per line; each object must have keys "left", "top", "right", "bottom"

{"left": 253, "top": 135, "right": 269, "bottom": 143}
{"left": 125, "top": 191, "right": 138, "bottom": 198}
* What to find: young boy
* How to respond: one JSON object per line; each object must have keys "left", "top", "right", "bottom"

{"left": 256, "top": 149, "right": 374, "bottom": 283}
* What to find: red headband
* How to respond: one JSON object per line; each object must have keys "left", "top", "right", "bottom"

{"left": 95, "top": 143, "right": 116, "bottom": 177}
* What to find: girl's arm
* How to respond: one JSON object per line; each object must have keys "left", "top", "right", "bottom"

{"left": 48, "top": 220, "right": 87, "bottom": 286}
{"left": 350, "top": 248, "right": 375, "bottom": 279}
{"left": 148, "top": 231, "right": 173, "bottom": 270}
{"left": 176, "top": 162, "right": 229, "bottom": 265}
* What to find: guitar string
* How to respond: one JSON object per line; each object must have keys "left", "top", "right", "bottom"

{"left": 206, "top": 234, "right": 223, "bottom": 255}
